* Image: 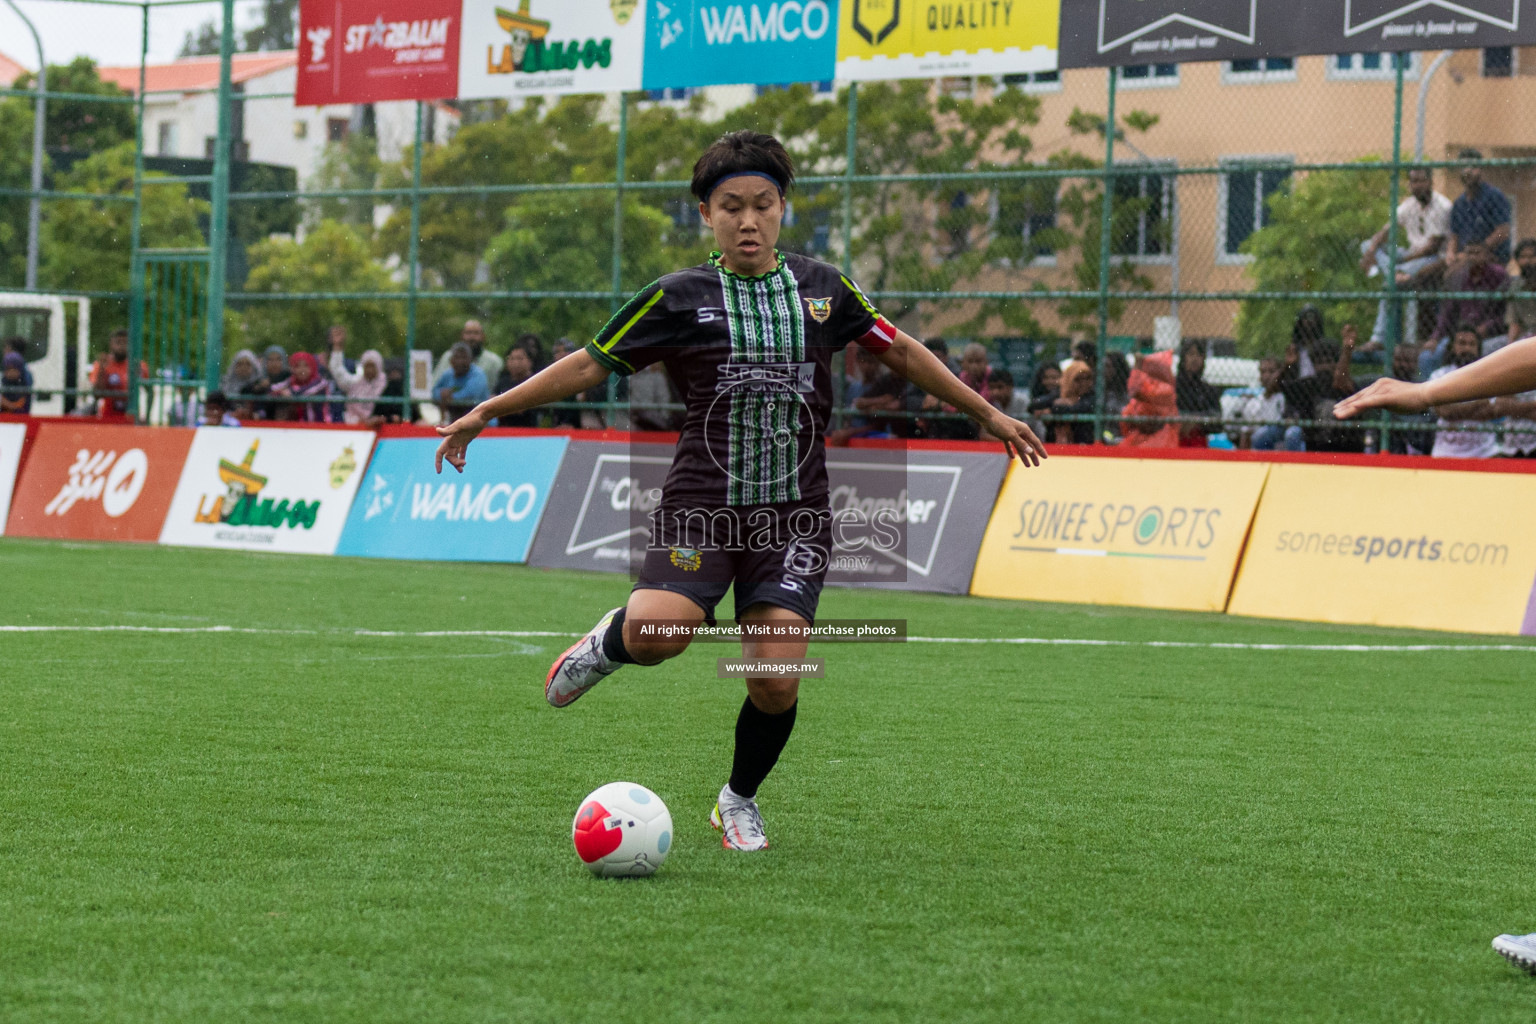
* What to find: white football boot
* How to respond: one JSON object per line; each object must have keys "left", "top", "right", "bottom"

{"left": 1493, "top": 933, "right": 1536, "bottom": 974}
{"left": 544, "top": 607, "right": 623, "bottom": 708}
{"left": 709, "top": 785, "right": 770, "bottom": 851}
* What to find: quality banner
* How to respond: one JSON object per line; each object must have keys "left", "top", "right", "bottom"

{"left": 458, "top": 0, "right": 646, "bottom": 98}
{"left": 336, "top": 436, "right": 568, "bottom": 562}
{"left": 0, "top": 423, "right": 24, "bottom": 535}
{"left": 159, "top": 427, "right": 374, "bottom": 555}
{"left": 295, "top": 0, "right": 463, "bottom": 105}
{"left": 970, "top": 456, "right": 1271, "bottom": 612}
{"left": 1228, "top": 463, "right": 1536, "bottom": 636}
{"left": 7, "top": 423, "right": 193, "bottom": 542}
{"left": 644, "top": 0, "right": 839, "bottom": 89}
{"left": 837, "top": 0, "right": 1058, "bottom": 81}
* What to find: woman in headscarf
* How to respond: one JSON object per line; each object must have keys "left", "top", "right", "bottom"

{"left": 365, "top": 357, "right": 416, "bottom": 427}
{"left": 269, "top": 351, "right": 333, "bottom": 422}
{"left": 1121, "top": 350, "right": 1180, "bottom": 447}
{"left": 254, "top": 344, "right": 289, "bottom": 419}
{"left": 1049, "top": 359, "right": 1097, "bottom": 445}
{"left": 222, "top": 349, "right": 263, "bottom": 398}
{"left": 327, "top": 342, "right": 387, "bottom": 424}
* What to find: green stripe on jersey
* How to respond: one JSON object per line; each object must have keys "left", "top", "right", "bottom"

{"left": 718, "top": 261, "right": 805, "bottom": 505}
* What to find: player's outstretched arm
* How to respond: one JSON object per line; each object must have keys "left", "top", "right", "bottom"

{"left": 876, "top": 331, "right": 1047, "bottom": 466}
{"left": 435, "top": 348, "right": 610, "bottom": 473}
{"left": 1335, "top": 334, "right": 1536, "bottom": 419}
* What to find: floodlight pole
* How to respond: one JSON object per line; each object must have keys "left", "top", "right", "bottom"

{"left": 4, "top": 0, "right": 45, "bottom": 290}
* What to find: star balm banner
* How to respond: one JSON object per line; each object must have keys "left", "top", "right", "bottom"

{"left": 836, "top": 0, "right": 1058, "bottom": 81}
{"left": 643, "top": 0, "right": 839, "bottom": 89}
{"left": 295, "top": 0, "right": 462, "bottom": 105}
{"left": 458, "top": 0, "right": 646, "bottom": 98}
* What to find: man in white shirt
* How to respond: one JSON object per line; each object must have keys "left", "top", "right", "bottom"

{"left": 1429, "top": 325, "right": 1500, "bottom": 459}
{"left": 1360, "top": 167, "right": 1452, "bottom": 346}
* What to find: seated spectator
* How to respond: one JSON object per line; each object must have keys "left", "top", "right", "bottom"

{"left": 1502, "top": 238, "right": 1536, "bottom": 351}
{"left": 1429, "top": 324, "right": 1501, "bottom": 459}
{"left": 624, "top": 361, "right": 681, "bottom": 432}
{"left": 1175, "top": 340, "right": 1223, "bottom": 447}
{"left": 366, "top": 358, "right": 416, "bottom": 427}
{"left": 1423, "top": 240, "right": 1507, "bottom": 375}
{"left": 1327, "top": 333, "right": 1436, "bottom": 455}
{"left": 253, "top": 345, "right": 289, "bottom": 419}
{"left": 90, "top": 329, "right": 149, "bottom": 418}
{"left": 1359, "top": 166, "right": 1451, "bottom": 347}
{"left": 1049, "top": 360, "right": 1096, "bottom": 445}
{"left": 515, "top": 332, "right": 546, "bottom": 371}
{"left": 1448, "top": 149, "right": 1512, "bottom": 267}
{"left": 850, "top": 345, "right": 907, "bottom": 438}
{"left": 434, "top": 342, "right": 491, "bottom": 423}
{"left": 433, "top": 319, "right": 502, "bottom": 385}
{"left": 221, "top": 349, "right": 263, "bottom": 403}
{"left": 1, "top": 351, "right": 30, "bottom": 414}
{"left": 269, "top": 351, "right": 334, "bottom": 423}
{"left": 327, "top": 335, "right": 387, "bottom": 425}
{"left": 1240, "top": 356, "right": 1302, "bottom": 451}
{"left": 201, "top": 390, "right": 241, "bottom": 427}
{"left": 493, "top": 345, "right": 539, "bottom": 427}
{"left": 957, "top": 343, "right": 990, "bottom": 393}
{"left": 983, "top": 367, "right": 1046, "bottom": 442}
{"left": 1099, "top": 352, "right": 1131, "bottom": 436}
{"left": 1494, "top": 388, "right": 1536, "bottom": 458}
{"left": 1281, "top": 335, "right": 1358, "bottom": 453}
{"left": 1029, "top": 362, "right": 1061, "bottom": 405}
{"left": 1121, "top": 350, "right": 1179, "bottom": 447}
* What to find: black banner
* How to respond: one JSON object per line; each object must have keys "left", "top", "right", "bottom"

{"left": 1060, "top": 0, "right": 1535, "bottom": 69}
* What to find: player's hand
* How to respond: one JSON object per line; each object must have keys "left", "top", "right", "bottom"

{"left": 435, "top": 409, "right": 487, "bottom": 473}
{"left": 1333, "top": 377, "right": 1430, "bottom": 419}
{"left": 982, "top": 410, "right": 1047, "bottom": 467}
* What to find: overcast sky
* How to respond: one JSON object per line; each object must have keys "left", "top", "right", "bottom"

{"left": 0, "top": 0, "right": 268, "bottom": 70}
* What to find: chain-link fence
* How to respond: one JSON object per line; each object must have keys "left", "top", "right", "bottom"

{"left": 1, "top": 7, "right": 1533, "bottom": 454}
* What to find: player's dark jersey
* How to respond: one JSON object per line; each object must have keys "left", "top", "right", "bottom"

{"left": 586, "top": 251, "right": 896, "bottom": 507}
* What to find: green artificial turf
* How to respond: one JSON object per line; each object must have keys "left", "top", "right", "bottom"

{"left": 2, "top": 537, "right": 1535, "bottom": 1022}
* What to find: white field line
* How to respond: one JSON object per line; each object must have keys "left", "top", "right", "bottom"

{"left": 1, "top": 624, "right": 1535, "bottom": 653}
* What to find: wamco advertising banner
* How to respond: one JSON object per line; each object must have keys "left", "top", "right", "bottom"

{"left": 1059, "top": 0, "right": 1536, "bottom": 69}
{"left": 336, "top": 436, "right": 567, "bottom": 562}
{"left": 159, "top": 428, "right": 374, "bottom": 555}
{"left": 970, "top": 456, "right": 1271, "bottom": 612}
{"left": 837, "top": 0, "right": 1058, "bottom": 81}
{"left": 0, "top": 423, "right": 24, "bottom": 535}
{"left": 7, "top": 423, "right": 193, "bottom": 543}
{"left": 295, "top": 0, "right": 463, "bottom": 105}
{"left": 458, "top": 0, "right": 646, "bottom": 98}
{"left": 644, "top": 0, "right": 839, "bottom": 89}
{"left": 1229, "top": 463, "right": 1536, "bottom": 636}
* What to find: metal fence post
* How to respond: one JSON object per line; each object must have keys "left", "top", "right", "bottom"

{"left": 1093, "top": 67, "right": 1118, "bottom": 445}
{"left": 606, "top": 92, "right": 627, "bottom": 425}
{"left": 1381, "top": 57, "right": 1406, "bottom": 455}
{"left": 126, "top": 2, "right": 149, "bottom": 420}
{"left": 837, "top": 82, "right": 858, "bottom": 430}
{"left": 202, "top": 0, "right": 235, "bottom": 391}
{"left": 405, "top": 100, "right": 424, "bottom": 422}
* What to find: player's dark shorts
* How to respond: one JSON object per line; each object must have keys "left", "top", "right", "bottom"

{"left": 634, "top": 501, "right": 831, "bottom": 625}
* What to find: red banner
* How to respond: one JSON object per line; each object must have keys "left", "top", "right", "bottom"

{"left": 7, "top": 423, "right": 194, "bottom": 542}
{"left": 295, "top": 0, "right": 462, "bottom": 106}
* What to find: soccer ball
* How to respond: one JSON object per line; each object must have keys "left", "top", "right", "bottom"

{"left": 572, "top": 782, "right": 673, "bottom": 877}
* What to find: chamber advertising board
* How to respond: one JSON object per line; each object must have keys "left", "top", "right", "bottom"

{"left": 643, "top": 0, "right": 839, "bottom": 89}
{"left": 837, "top": 0, "right": 1058, "bottom": 81}
{"left": 0, "top": 423, "right": 24, "bottom": 535}
{"left": 159, "top": 428, "right": 375, "bottom": 555}
{"left": 336, "top": 436, "right": 568, "bottom": 562}
{"left": 970, "top": 456, "right": 1271, "bottom": 612}
{"left": 295, "top": 0, "right": 463, "bottom": 105}
{"left": 526, "top": 440, "right": 675, "bottom": 574}
{"left": 1229, "top": 462, "right": 1536, "bottom": 636}
{"left": 458, "top": 0, "right": 647, "bottom": 98}
{"left": 6, "top": 423, "right": 193, "bottom": 542}
{"left": 1059, "top": 0, "right": 1536, "bottom": 69}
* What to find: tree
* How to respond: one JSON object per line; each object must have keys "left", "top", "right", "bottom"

{"left": 307, "top": 133, "right": 381, "bottom": 232}
{"left": 1235, "top": 163, "right": 1390, "bottom": 356}
{"left": 14, "top": 58, "right": 134, "bottom": 153}
{"left": 240, "top": 220, "right": 405, "bottom": 357}
{"left": 181, "top": 0, "right": 296, "bottom": 57}
{"left": 0, "top": 95, "right": 35, "bottom": 287}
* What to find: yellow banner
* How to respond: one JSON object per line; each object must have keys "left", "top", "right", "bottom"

{"left": 970, "top": 457, "right": 1271, "bottom": 612}
{"left": 1229, "top": 464, "right": 1536, "bottom": 635}
{"left": 836, "top": 0, "right": 1058, "bottom": 81}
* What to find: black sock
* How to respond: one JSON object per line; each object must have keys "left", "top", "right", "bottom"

{"left": 727, "top": 697, "right": 798, "bottom": 800}
{"left": 601, "top": 607, "right": 638, "bottom": 665}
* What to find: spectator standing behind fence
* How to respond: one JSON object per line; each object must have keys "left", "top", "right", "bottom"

{"left": 433, "top": 320, "right": 501, "bottom": 386}
{"left": 1327, "top": 338, "right": 1435, "bottom": 455}
{"left": 1502, "top": 239, "right": 1536, "bottom": 351}
{"left": 1239, "top": 357, "right": 1302, "bottom": 451}
{"left": 270, "top": 352, "right": 334, "bottom": 423}
{"left": 982, "top": 367, "right": 1046, "bottom": 442}
{"left": 435, "top": 342, "right": 491, "bottom": 423}
{"left": 2, "top": 351, "right": 30, "bottom": 414}
{"left": 366, "top": 358, "right": 416, "bottom": 427}
{"left": 1175, "top": 341, "right": 1222, "bottom": 448}
{"left": 1121, "top": 350, "right": 1179, "bottom": 447}
{"left": 1423, "top": 241, "right": 1507, "bottom": 375}
{"left": 222, "top": 349, "right": 262, "bottom": 406}
{"left": 1281, "top": 332, "right": 1361, "bottom": 453}
{"left": 1429, "top": 324, "right": 1501, "bottom": 459}
{"left": 1045, "top": 360, "right": 1096, "bottom": 445}
{"left": 494, "top": 346, "right": 538, "bottom": 427}
{"left": 1448, "top": 149, "right": 1512, "bottom": 267}
{"left": 90, "top": 329, "right": 149, "bottom": 418}
{"left": 326, "top": 332, "right": 386, "bottom": 424}
{"left": 1359, "top": 166, "right": 1451, "bottom": 348}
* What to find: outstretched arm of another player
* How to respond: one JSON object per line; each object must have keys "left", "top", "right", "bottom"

{"left": 435, "top": 348, "right": 610, "bottom": 472}
{"left": 1335, "top": 334, "right": 1536, "bottom": 418}
{"left": 875, "top": 331, "right": 1047, "bottom": 466}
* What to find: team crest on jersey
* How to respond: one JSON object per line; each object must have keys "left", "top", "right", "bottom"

{"left": 804, "top": 297, "right": 832, "bottom": 323}
{"left": 669, "top": 547, "right": 702, "bottom": 572}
